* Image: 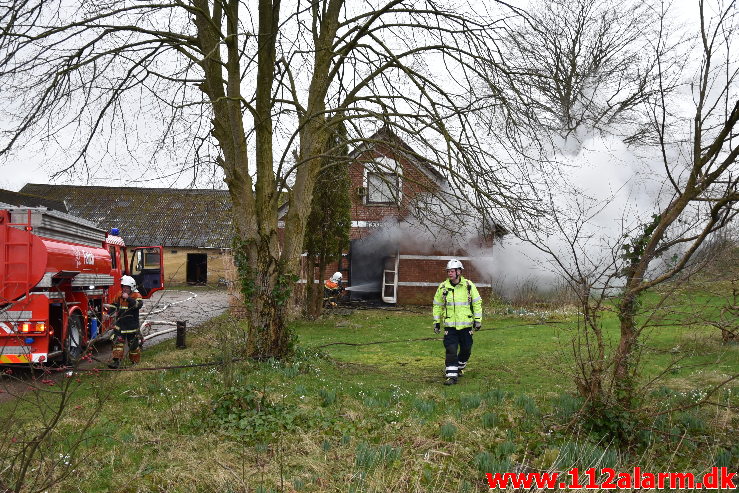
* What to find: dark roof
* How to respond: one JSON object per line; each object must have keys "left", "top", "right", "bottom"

{"left": 0, "top": 188, "right": 68, "bottom": 212}
{"left": 20, "top": 184, "right": 233, "bottom": 248}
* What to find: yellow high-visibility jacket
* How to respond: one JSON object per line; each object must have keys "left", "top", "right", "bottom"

{"left": 432, "top": 276, "right": 483, "bottom": 329}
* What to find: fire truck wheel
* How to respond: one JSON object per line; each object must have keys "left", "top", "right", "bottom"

{"left": 63, "top": 314, "right": 84, "bottom": 365}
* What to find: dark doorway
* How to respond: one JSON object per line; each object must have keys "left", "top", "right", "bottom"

{"left": 348, "top": 236, "right": 396, "bottom": 301}
{"left": 186, "top": 253, "right": 208, "bottom": 284}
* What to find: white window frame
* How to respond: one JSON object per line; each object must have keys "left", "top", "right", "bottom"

{"left": 363, "top": 156, "right": 403, "bottom": 205}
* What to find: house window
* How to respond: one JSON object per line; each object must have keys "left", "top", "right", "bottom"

{"left": 367, "top": 172, "right": 400, "bottom": 204}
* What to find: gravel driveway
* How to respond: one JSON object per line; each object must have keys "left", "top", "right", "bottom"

{"left": 140, "top": 287, "right": 231, "bottom": 344}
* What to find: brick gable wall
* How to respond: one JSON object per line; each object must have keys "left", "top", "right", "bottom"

{"left": 348, "top": 145, "right": 439, "bottom": 228}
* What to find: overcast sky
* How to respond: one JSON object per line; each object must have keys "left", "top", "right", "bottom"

{"left": 0, "top": 1, "right": 702, "bottom": 194}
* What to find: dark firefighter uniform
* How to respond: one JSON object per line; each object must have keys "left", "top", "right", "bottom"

{"left": 433, "top": 277, "right": 482, "bottom": 380}
{"left": 323, "top": 279, "right": 343, "bottom": 307}
{"left": 109, "top": 292, "right": 144, "bottom": 365}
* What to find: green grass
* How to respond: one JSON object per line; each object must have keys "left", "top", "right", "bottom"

{"left": 0, "top": 289, "right": 737, "bottom": 492}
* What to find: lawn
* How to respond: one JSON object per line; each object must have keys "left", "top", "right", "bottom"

{"left": 0, "top": 292, "right": 737, "bottom": 492}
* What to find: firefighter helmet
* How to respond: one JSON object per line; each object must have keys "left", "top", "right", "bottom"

{"left": 120, "top": 275, "right": 137, "bottom": 289}
{"left": 446, "top": 259, "right": 464, "bottom": 271}
{"left": 330, "top": 272, "right": 342, "bottom": 283}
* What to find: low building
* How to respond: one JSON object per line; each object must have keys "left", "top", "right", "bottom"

{"left": 20, "top": 184, "right": 232, "bottom": 286}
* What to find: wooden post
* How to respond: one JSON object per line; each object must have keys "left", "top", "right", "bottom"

{"left": 176, "top": 320, "right": 186, "bottom": 349}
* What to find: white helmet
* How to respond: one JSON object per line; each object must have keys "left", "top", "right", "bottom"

{"left": 446, "top": 259, "right": 464, "bottom": 271}
{"left": 120, "top": 275, "right": 137, "bottom": 289}
{"left": 330, "top": 272, "right": 342, "bottom": 283}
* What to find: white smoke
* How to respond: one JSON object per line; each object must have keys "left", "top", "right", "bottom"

{"left": 469, "top": 133, "right": 677, "bottom": 299}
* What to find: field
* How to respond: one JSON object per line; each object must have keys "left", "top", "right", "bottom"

{"left": 1, "top": 290, "right": 737, "bottom": 492}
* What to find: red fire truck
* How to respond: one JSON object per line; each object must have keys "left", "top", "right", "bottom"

{"left": 0, "top": 205, "right": 163, "bottom": 365}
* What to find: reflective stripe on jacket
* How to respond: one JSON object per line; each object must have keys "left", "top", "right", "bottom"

{"left": 432, "top": 276, "right": 482, "bottom": 330}
{"left": 110, "top": 292, "right": 143, "bottom": 333}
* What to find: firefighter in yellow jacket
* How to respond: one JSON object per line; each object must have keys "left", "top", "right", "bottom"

{"left": 433, "top": 259, "right": 482, "bottom": 385}
{"left": 104, "top": 275, "right": 144, "bottom": 368}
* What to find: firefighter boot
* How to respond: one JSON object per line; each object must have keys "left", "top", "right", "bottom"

{"left": 112, "top": 337, "right": 125, "bottom": 360}
{"left": 444, "top": 377, "right": 457, "bottom": 385}
{"left": 129, "top": 349, "right": 141, "bottom": 365}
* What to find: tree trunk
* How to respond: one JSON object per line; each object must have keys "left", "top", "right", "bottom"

{"left": 305, "top": 254, "right": 326, "bottom": 319}
{"left": 614, "top": 292, "right": 638, "bottom": 409}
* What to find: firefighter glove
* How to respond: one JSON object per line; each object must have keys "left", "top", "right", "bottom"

{"left": 473, "top": 321, "right": 481, "bottom": 331}
{"left": 433, "top": 322, "right": 440, "bottom": 334}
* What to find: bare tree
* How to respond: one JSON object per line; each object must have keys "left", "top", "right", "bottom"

{"left": 611, "top": 0, "right": 739, "bottom": 411}
{"left": 481, "top": 0, "right": 738, "bottom": 438}
{"left": 0, "top": 1, "right": 535, "bottom": 359}
{"left": 489, "top": 0, "right": 669, "bottom": 145}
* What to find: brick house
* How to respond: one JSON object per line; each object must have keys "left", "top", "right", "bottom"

{"left": 297, "top": 126, "right": 504, "bottom": 305}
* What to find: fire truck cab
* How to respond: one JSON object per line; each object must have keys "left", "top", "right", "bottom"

{"left": 0, "top": 205, "right": 164, "bottom": 365}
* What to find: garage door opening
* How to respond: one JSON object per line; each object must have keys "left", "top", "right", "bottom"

{"left": 186, "top": 253, "right": 207, "bottom": 285}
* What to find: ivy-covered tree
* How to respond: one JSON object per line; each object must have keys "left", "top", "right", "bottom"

{"left": 303, "top": 124, "right": 351, "bottom": 317}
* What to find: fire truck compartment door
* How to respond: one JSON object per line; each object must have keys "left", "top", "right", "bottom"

{"left": 0, "top": 226, "right": 47, "bottom": 303}
{"left": 128, "top": 246, "right": 164, "bottom": 298}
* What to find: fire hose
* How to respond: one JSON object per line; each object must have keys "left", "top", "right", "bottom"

{"left": 86, "top": 291, "right": 198, "bottom": 347}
